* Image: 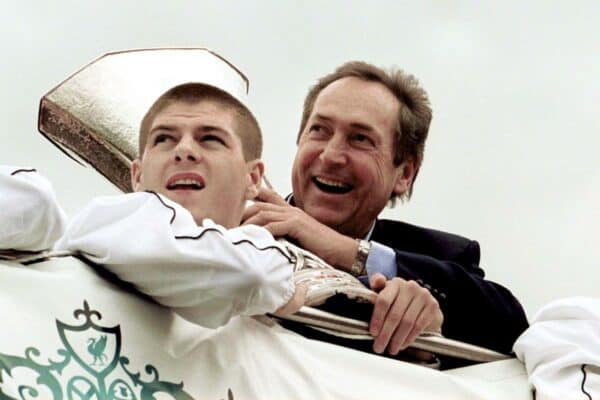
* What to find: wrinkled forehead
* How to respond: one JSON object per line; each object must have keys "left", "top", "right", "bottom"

{"left": 313, "top": 77, "right": 400, "bottom": 139}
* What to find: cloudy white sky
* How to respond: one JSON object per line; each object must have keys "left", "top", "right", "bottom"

{"left": 2, "top": 1, "right": 598, "bottom": 316}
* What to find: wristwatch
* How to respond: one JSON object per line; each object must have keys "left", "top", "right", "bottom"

{"left": 350, "top": 239, "right": 371, "bottom": 276}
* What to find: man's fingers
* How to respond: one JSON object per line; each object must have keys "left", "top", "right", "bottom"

{"left": 244, "top": 201, "right": 281, "bottom": 214}
{"left": 370, "top": 279, "right": 443, "bottom": 356}
{"left": 427, "top": 302, "right": 444, "bottom": 333}
{"left": 377, "top": 285, "right": 423, "bottom": 355}
{"left": 388, "top": 292, "right": 430, "bottom": 354}
{"left": 255, "top": 186, "right": 288, "bottom": 206}
{"left": 245, "top": 212, "right": 297, "bottom": 238}
{"left": 243, "top": 206, "right": 290, "bottom": 230}
{"left": 390, "top": 287, "right": 442, "bottom": 354}
{"left": 372, "top": 294, "right": 409, "bottom": 354}
{"left": 243, "top": 209, "right": 278, "bottom": 226}
{"left": 241, "top": 203, "right": 260, "bottom": 223}
{"left": 369, "top": 273, "right": 387, "bottom": 292}
{"left": 370, "top": 279, "right": 399, "bottom": 336}
{"left": 370, "top": 280, "right": 402, "bottom": 347}
{"left": 369, "top": 277, "right": 405, "bottom": 335}
{"left": 262, "top": 221, "right": 297, "bottom": 238}
{"left": 401, "top": 305, "right": 435, "bottom": 350}
{"left": 273, "top": 283, "right": 307, "bottom": 316}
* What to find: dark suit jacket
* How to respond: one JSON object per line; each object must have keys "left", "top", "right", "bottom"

{"left": 281, "top": 218, "right": 528, "bottom": 368}
{"left": 370, "top": 219, "right": 528, "bottom": 355}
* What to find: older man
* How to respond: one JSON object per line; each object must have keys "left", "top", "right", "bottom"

{"left": 244, "top": 61, "right": 528, "bottom": 361}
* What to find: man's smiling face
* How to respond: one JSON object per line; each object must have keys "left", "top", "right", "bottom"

{"left": 291, "top": 77, "right": 414, "bottom": 238}
{"left": 131, "top": 99, "right": 262, "bottom": 228}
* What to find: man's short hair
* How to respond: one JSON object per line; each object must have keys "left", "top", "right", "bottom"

{"left": 139, "top": 83, "right": 262, "bottom": 161}
{"left": 298, "top": 61, "right": 432, "bottom": 200}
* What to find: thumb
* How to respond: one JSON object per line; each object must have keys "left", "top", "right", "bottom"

{"left": 369, "top": 273, "right": 387, "bottom": 292}
{"left": 273, "top": 283, "right": 307, "bottom": 316}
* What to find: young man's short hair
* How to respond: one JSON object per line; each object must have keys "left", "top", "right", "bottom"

{"left": 139, "top": 83, "right": 262, "bottom": 161}
{"left": 298, "top": 62, "right": 432, "bottom": 200}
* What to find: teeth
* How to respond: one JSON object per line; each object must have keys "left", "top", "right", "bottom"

{"left": 173, "top": 179, "right": 202, "bottom": 186}
{"left": 315, "top": 177, "right": 349, "bottom": 188}
{"left": 168, "top": 178, "right": 203, "bottom": 189}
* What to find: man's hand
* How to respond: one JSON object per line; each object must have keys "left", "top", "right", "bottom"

{"left": 273, "top": 283, "right": 307, "bottom": 316}
{"left": 369, "top": 273, "right": 443, "bottom": 355}
{"left": 243, "top": 187, "right": 357, "bottom": 269}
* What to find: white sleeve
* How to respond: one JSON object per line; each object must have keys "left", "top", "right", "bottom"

{"left": 0, "top": 166, "right": 67, "bottom": 251}
{"left": 513, "top": 297, "right": 600, "bottom": 400}
{"left": 54, "top": 191, "right": 295, "bottom": 328}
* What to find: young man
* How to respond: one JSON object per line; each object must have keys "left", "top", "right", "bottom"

{"left": 244, "top": 61, "right": 528, "bottom": 362}
{"left": 56, "top": 83, "right": 303, "bottom": 328}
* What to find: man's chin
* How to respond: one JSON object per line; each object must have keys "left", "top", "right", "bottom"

{"left": 166, "top": 188, "right": 202, "bottom": 200}
{"left": 305, "top": 204, "right": 347, "bottom": 231}
{"left": 162, "top": 190, "right": 203, "bottom": 211}
{"left": 303, "top": 201, "right": 372, "bottom": 238}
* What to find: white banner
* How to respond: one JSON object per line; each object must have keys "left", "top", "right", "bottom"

{"left": 0, "top": 257, "right": 531, "bottom": 400}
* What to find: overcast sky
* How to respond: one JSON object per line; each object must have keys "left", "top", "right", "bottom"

{"left": 2, "top": 1, "right": 598, "bottom": 316}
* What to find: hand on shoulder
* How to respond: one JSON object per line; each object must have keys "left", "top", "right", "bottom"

{"left": 242, "top": 187, "right": 358, "bottom": 269}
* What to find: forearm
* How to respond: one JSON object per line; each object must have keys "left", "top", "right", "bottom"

{"left": 56, "top": 192, "right": 295, "bottom": 328}
{"left": 106, "top": 254, "right": 295, "bottom": 328}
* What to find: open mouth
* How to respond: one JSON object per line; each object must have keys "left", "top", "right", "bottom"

{"left": 166, "top": 175, "right": 205, "bottom": 191}
{"left": 312, "top": 176, "right": 353, "bottom": 194}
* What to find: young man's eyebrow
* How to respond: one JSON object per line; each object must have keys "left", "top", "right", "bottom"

{"left": 196, "top": 125, "right": 235, "bottom": 138}
{"left": 148, "top": 123, "right": 235, "bottom": 139}
{"left": 149, "top": 124, "right": 176, "bottom": 134}
{"left": 198, "top": 125, "right": 227, "bottom": 133}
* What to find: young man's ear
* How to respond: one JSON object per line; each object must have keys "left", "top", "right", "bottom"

{"left": 131, "top": 159, "right": 142, "bottom": 192}
{"left": 392, "top": 157, "right": 416, "bottom": 197}
{"left": 245, "top": 159, "right": 265, "bottom": 200}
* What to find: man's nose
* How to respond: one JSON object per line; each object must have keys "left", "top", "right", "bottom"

{"left": 174, "top": 136, "right": 200, "bottom": 162}
{"left": 319, "top": 134, "right": 348, "bottom": 165}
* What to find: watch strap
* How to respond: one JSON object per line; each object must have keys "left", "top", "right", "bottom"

{"left": 350, "top": 239, "right": 371, "bottom": 276}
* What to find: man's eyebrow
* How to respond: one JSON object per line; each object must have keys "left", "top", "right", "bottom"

{"left": 196, "top": 125, "right": 236, "bottom": 139}
{"left": 149, "top": 124, "right": 176, "bottom": 133}
{"left": 313, "top": 113, "right": 333, "bottom": 123}
{"left": 314, "top": 113, "right": 375, "bottom": 132}
{"left": 348, "top": 122, "right": 375, "bottom": 132}
{"left": 149, "top": 124, "right": 232, "bottom": 136}
{"left": 198, "top": 125, "right": 229, "bottom": 133}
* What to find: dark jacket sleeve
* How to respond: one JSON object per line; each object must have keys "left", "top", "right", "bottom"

{"left": 372, "top": 220, "right": 528, "bottom": 355}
